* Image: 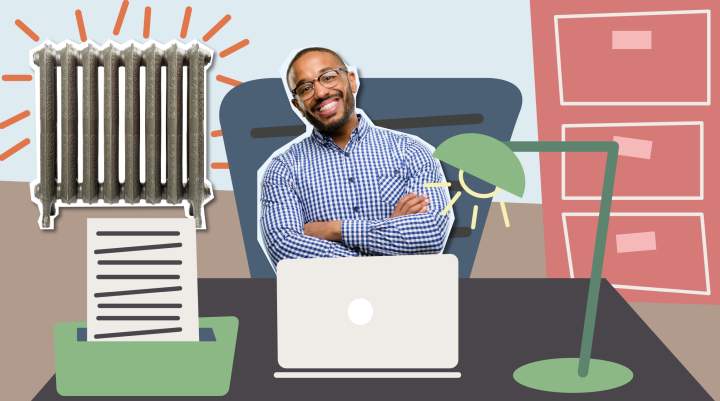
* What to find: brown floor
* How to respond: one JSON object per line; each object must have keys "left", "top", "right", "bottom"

{"left": 0, "top": 181, "right": 717, "bottom": 400}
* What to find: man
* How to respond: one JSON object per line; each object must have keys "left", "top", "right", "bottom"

{"left": 260, "top": 47, "right": 453, "bottom": 266}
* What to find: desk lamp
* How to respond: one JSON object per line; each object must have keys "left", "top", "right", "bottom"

{"left": 433, "top": 133, "right": 633, "bottom": 393}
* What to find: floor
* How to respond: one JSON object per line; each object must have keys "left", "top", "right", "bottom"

{"left": 0, "top": 181, "right": 717, "bottom": 400}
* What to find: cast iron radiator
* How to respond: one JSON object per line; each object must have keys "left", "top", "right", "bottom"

{"left": 31, "top": 41, "right": 213, "bottom": 229}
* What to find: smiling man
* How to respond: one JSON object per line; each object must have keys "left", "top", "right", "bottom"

{"left": 259, "top": 47, "right": 454, "bottom": 266}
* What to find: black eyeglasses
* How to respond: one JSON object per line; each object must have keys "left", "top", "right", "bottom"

{"left": 291, "top": 67, "right": 348, "bottom": 100}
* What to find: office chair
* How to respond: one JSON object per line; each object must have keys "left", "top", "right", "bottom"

{"left": 220, "top": 78, "right": 522, "bottom": 277}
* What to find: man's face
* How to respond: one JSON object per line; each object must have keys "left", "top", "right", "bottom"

{"left": 288, "top": 51, "right": 358, "bottom": 136}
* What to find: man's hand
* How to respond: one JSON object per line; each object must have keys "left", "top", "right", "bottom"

{"left": 304, "top": 220, "right": 342, "bottom": 242}
{"left": 390, "top": 193, "right": 429, "bottom": 218}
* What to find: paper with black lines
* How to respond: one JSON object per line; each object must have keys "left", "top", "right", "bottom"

{"left": 87, "top": 218, "right": 199, "bottom": 341}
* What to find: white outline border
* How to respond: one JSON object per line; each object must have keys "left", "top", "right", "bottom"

{"left": 560, "top": 121, "right": 704, "bottom": 200}
{"left": 562, "top": 212, "right": 711, "bottom": 296}
{"left": 554, "top": 9, "right": 711, "bottom": 106}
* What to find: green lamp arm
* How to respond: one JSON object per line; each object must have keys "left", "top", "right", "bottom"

{"left": 506, "top": 141, "right": 619, "bottom": 377}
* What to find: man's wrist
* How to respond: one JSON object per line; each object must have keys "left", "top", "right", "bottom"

{"left": 326, "top": 220, "right": 342, "bottom": 242}
{"left": 303, "top": 220, "right": 343, "bottom": 242}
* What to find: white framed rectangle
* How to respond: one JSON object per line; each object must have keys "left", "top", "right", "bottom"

{"left": 561, "top": 212, "right": 710, "bottom": 296}
{"left": 554, "top": 9, "right": 711, "bottom": 106}
{"left": 561, "top": 121, "right": 704, "bottom": 201}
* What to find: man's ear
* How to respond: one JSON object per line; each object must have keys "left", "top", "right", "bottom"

{"left": 291, "top": 98, "right": 302, "bottom": 113}
{"left": 349, "top": 70, "right": 358, "bottom": 94}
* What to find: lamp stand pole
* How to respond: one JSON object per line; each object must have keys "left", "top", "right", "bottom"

{"left": 508, "top": 141, "right": 633, "bottom": 393}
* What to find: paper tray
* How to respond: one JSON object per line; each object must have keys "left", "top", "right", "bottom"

{"left": 53, "top": 316, "right": 238, "bottom": 396}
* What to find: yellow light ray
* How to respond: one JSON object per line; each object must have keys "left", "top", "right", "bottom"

{"left": 500, "top": 201, "right": 511, "bottom": 228}
{"left": 470, "top": 205, "right": 479, "bottom": 230}
{"left": 424, "top": 181, "right": 452, "bottom": 188}
{"left": 441, "top": 191, "right": 462, "bottom": 216}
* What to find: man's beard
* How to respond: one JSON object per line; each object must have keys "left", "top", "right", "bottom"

{"left": 304, "top": 85, "right": 355, "bottom": 137}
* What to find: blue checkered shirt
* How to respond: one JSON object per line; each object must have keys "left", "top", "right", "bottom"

{"left": 260, "top": 111, "right": 454, "bottom": 267}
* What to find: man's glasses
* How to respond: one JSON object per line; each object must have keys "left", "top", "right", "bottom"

{"left": 291, "top": 67, "right": 347, "bottom": 100}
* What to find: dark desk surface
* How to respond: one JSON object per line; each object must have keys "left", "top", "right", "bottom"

{"left": 34, "top": 278, "right": 712, "bottom": 400}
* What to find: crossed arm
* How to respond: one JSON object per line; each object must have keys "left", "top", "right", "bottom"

{"left": 260, "top": 143, "right": 453, "bottom": 266}
{"left": 303, "top": 193, "right": 430, "bottom": 241}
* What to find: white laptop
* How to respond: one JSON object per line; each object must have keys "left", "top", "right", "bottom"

{"left": 274, "top": 254, "right": 460, "bottom": 379}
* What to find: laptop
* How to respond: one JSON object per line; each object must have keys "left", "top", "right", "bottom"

{"left": 274, "top": 254, "right": 460, "bottom": 378}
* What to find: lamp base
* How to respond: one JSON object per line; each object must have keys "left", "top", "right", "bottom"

{"left": 513, "top": 358, "right": 633, "bottom": 393}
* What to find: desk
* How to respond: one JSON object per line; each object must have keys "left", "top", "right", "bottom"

{"left": 34, "top": 278, "right": 711, "bottom": 400}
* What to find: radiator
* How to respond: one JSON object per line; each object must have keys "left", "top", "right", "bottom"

{"left": 31, "top": 41, "right": 213, "bottom": 229}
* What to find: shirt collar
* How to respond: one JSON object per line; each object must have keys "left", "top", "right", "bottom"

{"left": 311, "top": 112, "right": 369, "bottom": 147}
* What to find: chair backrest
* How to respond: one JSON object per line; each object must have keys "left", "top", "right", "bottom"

{"left": 220, "top": 78, "right": 522, "bottom": 277}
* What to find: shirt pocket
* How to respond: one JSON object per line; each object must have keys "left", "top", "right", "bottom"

{"left": 376, "top": 172, "right": 408, "bottom": 206}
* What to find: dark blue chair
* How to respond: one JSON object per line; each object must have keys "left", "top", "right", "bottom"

{"left": 220, "top": 78, "right": 522, "bottom": 278}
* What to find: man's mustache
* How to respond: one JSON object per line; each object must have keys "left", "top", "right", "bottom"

{"left": 311, "top": 93, "right": 342, "bottom": 111}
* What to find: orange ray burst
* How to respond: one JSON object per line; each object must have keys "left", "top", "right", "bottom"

{"left": 180, "top": 6, "right": 192, "bottom": 38}
{"left": 143, "top": 6, "right": 151, "bottom": 39}
{"left": 219, "top": 39, "right": 250, "bottom": 58}
{"left": 75, "top": 9, "right": 88, "bottom": 42}
{"left": 210, "top": 130, "right": 223, "bottom": 137}
{"left": 216, "top": 74, "right": 242, "bottom": 87}
{"left": 202, "top": 14, "right": 231, "bottom": 42}
{"left": 210, "top": 162, "right": 229, "bottom": 170}
{"left": 0, "top": 110, "right": 31, "bottom": 129}
{"left": 113, "top": 0, "right": 130, "bottom": 35}
{"left": 2, "top": 74, "right": 33, "bottom": 82}
{"left": 0, "top": 138, "right": 30, "bottom": 161}
{"left": 15, "top": 19, "right": 39, "bottom": 42}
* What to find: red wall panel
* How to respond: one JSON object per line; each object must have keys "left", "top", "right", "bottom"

{"left": 530, "top": 0, "right": 718, "bottom": 303}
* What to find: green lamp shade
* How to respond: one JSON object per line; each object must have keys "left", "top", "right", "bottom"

{"left": 433, "top": 133, "right": 526, "bottom": 197}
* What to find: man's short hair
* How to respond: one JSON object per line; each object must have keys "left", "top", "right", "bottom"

{"left": 285, "top": 47, "right": 347, "bottom": 87}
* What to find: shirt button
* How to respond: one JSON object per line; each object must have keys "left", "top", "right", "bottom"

{"left": 353, "top": 206, "right": 360, "bottom": 212}
{"left": 344, "top": 152, "right": 350, "bottom": 158}
{"left": 348, "top": 177, "right": 355, "bottom": 183}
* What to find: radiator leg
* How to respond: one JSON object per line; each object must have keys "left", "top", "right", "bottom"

{"left": 144, "top": 44, "right": 162, "bottom": 203}
{"left": 123, "top": 45, "right": 142, "bottom": 203}
{"left": 82, "top": 46, "right": 99, "bottom": 202}
{"left": 102, "top": 47, "right": 121, "bottom": 203}
{"left": 165, "top": 44, "right": 184, "bottom": 204}
{"left": 35, "top": 46, "right": 58, "bottom": 228}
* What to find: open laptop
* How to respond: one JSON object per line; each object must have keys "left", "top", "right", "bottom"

{"left": 274, "top": 254, "right": 460, "bottom": 379}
